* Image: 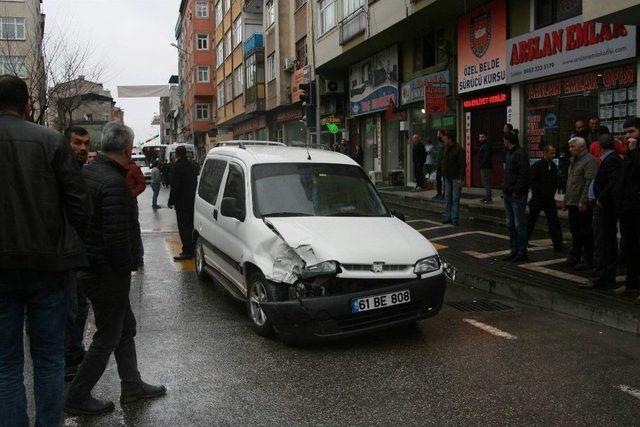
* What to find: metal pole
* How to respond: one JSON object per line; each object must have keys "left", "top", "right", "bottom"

{"left": 315, "top": 74, "right": 321, "bottom": 146}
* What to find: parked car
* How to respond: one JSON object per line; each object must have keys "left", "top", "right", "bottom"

{"left": 193, "top": 141, "right": 449, "bottom": 342}
{"left": 132, "top": 154, "right": 151, "bottom": 181}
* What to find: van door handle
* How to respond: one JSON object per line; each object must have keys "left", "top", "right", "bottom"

{"left": 213, "top": 209, "right": 218, "bottom": 220}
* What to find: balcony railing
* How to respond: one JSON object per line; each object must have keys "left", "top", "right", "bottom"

{"left": 339, "top": 7, "right": 366, "bottom": 45}
{"left": 244, "top": 33, "right": 264, "bottom": 57}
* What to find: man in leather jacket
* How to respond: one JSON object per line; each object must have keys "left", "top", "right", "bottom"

{"left": 0, "top": 75, "right": 91, "bottom": 427}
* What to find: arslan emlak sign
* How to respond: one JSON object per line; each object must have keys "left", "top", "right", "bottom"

{"left": 506, "top": 16, "right": 636, "bottom": 84}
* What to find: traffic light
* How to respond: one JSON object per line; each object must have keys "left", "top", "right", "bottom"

{"left": 299, "top": 81, "right": 316, "bottom": 128}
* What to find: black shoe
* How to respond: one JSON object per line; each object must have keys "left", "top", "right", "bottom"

{"left": 120, "top": 382, "right": 167, "bottom": 404}
{"left": 442, "top": 219, "right": 453, "bottom": 225}
{"left": 560, "top": 257, "right": 578, "bottom": 267}
{"left": 502, "top": 253, "right": 517, "bottom": 261}
{"left": 578, "top": 279, "right": 609, "bottom": 290}
{"left": 511, "top": 253, "right": 529, "bottom": 263}
{"left": 64, "top": 396, "right": 115, "bottom": 416}
{"left": 173, "top": 253, "right": 194, "bottom": 261}
{"left": 574, "top": 261, "right": 594, "bottom": 271}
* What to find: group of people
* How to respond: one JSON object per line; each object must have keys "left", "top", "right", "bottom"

{"left": 332, "top": 138, "right": 364, "bottom": 166}
{"left": 0, "top": 75, "right": 175, "bottom": 426}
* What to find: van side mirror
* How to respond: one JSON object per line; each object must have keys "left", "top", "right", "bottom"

{"left": 221, "top": 197, "right": 244, "bottom": 221}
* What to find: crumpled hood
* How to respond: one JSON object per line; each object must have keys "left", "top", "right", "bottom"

{"left": 264, "top": 216, "right": 436, "bottom": 266}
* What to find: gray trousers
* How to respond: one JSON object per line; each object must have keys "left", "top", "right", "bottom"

{"left": 480, "top": 169, "right": 493, "bottom": 200}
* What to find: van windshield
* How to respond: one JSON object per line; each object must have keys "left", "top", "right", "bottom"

{"left": 252, "top": 163, "right": 389, "bottom": 218}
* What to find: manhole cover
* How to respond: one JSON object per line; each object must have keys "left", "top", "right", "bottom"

{"left": 446, "top": 300, "right": 513, "bottom": 312}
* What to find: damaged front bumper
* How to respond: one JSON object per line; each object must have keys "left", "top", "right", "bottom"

{"left": 260, "top": 273, "right": 446, "bottom": 340}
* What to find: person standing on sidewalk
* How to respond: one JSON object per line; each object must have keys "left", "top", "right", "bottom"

{"left": 561, "top": 136, "right": 598, "bottom": 270}
{"left": 150, "top": 161, "right": 162, "bottom": 209}
{"left": 63, "top": 126, "right": 93, "bottom": 383}
{"left": 613, "top": 118, "right": 640, "bottom": 304}
{"left": 432, "top": 130, "right": 445, "bottom": 200}
{"left": 0, "top": 75, "right": 91, "bottom": 427}
{"left": 411, "top": 134, "right": 426, "bottom": 191}
{"left": 440, "top": 130, "right": 465, "bottom": 226}
{"left": 126, "top": 158, "right": 146, "bottom": 267}
{"left": 580, "top": 132, "right": 622, "bottom": 289}
{"left": 424, "top": 138, "right": 435, "bottom": 184}
{"left": 527, "top": 144, "right": 563, "bottom": 252}
{"left": 478, "top": 131, "right": 493, "bottom": 203}
{"left": 169, "top": 145, "right": 199, "bottom": 260}
{"left": 64, "top": 122, "right": 166, "bottom": 416}
{"left": 502, "top": 131, "right": 531, "bottom": 262}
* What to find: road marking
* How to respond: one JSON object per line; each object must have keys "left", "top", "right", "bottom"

{"left": 164, "top": 236, "right": 195, "bottom": 272}
{"left": 431, "top": 230, "right": 509, "bottom": 242}
{"left": 463, "top": 319, "right": 517, "bottom": 340}
{"left": 617, "top": 384, "right": 640, "bottom": 401}
{"left": 406, "top": 219, "right": 442, "bottom": 225}
{"left": 416, "top": 224, "right": 454, "bottom": 232}
{"left": 142, "top": 228, "right": 179, "bottom": 234}
{"left": 465, "top": 246, "right": 552, "bottom": 259}
{"left": 432, "top": 243, "right": 448, "bottom": 251}
{"left": 518, "top": 259, "right": 625, "bottom": 285}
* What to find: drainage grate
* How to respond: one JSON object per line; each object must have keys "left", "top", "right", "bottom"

{"left": 446, "top": 300, "right": 513, "bottom": 312}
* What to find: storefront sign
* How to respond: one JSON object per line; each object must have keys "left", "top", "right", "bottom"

{"left": 400, "top": 71, "right": 450, "bottom": 106}
{"left": 320, "top": 116, "right": 342, "bottom": 126}
{"left": 462, "top": 91, "right": 509, "bottom": 109}
{"left": 291, "top": 66, "right": 310, "bottom": 103}
{"left": 276, "top": 106, "right": 303, "bottom": 124}
{"left": 350, "top": 45, "right": 399, "bottom": 116}
{"left": 234, "top": 115, "right": 266, "bottom": 135}
{"left": 424, "top": 82, "right": 448, "bottom": 115}
{"left": 457, "top": 0, "right": 507, "bottom": 94}
{"left": 526, "top": 66, "right": 636, "bottom": 100}
{"left": 506, "top": 17, "right": 636, "bottom": 84}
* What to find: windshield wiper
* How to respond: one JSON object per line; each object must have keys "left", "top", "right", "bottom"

{"left": 262, "top": 212, "right": 313, "bottom": 217}
{"left": 328, "top": 212, "right": 369, "bottom": 217}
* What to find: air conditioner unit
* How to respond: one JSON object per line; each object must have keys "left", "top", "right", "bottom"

{"left": 283, "top": 58, "right": 295, "bottom": 72}
{"left": 325, "top": 80, "right": 345, "bottom": 94}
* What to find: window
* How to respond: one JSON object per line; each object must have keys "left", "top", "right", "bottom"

{"left": 318, "top": 0, "right": 335, "bottom": 35}
{"left": 246, "top": 54, "right": 256, "bottom": 89}
{"left": 222, "top": 164, "right": 246, "bottom": 221}
{"left": 535, "top": 0, "right": 581, "bottom": 29}
{"left": 0, "top": 56, "right": 27, "bottom": 78}
{"left": 233, "top": 65, "right": 243, "bottom": 97}
{"left": 224, "top": 0, "right": 231, "bottom": 14}
{"left": 266, "top": 1, "right": 275, "bottom": 27}
{"left": 198, "top": 159, "right": 227, "bottom": 205}
{"left": 413, "top": 29, "right": 445, "bottom": 71}
{"left": 217, "top": 81, "right": 225, "bottom": 107}
{"left": 215, "top": 1, "right": 223, "bottom": 25}
{"left": 267, "top": 54, "right": 275, "bottom": 81}
{"left": 216, "top": 42, "right": 224, "bottom": 67}
{"left": 197, "top": 34, "right": 209, "bottom": 50}
{"left": 295, "top": 37, "right": 307, "bottom": 68}
{"left": 197, "top": 66, "right": 210, "bottom": 83}
{"left": 196, "top": 1, "right": 209, "bottom": 18}
{"left": 0, "top": 17, "right": 26, "bottom": 40}
{"left": 196, "top": 104, "right": 210, "bottom": 120}
{"left": 225, "top": 76, "right": 233, "bottom": 103}
{"left": 343, "top": 0, "right": 363, "bottom": 17}
{"left": 233, "top": 17, "right": 242, "bottom": 47}
{"left": 224, "top": 31, "right": 232, "bottom": 57}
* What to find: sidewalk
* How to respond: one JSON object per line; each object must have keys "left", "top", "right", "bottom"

{"left": 379, "top": 192, "right": 640, "bottom": 336}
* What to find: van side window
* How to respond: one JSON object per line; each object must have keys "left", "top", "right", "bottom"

{"left": 222, "top": 164, "right": 245, "bottom": 211}
{"left": 198, "top": 159, "right": 227, "bottom": 205}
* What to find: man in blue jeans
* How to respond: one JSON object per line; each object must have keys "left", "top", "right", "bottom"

{"left": 0, "top": 75, "right": 91, "bottom": 427}
{"left": 440, "top": 130, "right": 466, "bottom": 226}
{"left": 502, "top": 131, "right": 531, "bottom": 262}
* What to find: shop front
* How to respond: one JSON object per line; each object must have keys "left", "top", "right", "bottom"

{"left": 276, "top": 106, "right": 307, "bottom": 145}
{"left": 233, "top": 115, "right": 267, "bottom": 140}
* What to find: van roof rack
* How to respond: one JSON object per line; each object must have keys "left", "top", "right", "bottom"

{"left": 216, "top": 140, "right": 286, "bottom": 149}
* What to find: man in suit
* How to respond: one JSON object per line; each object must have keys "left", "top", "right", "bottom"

{"left": 169, "top": 145, "right": 199, "bottom": 260}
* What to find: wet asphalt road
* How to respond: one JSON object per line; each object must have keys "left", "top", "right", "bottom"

{"left": 28, "top": 187, "right": 640, "bottom": 425}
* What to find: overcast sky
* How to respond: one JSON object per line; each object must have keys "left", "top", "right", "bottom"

{"left": 43, "top": 0, "right": 181, "bottom": 145}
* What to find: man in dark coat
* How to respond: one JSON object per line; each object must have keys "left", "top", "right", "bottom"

{"left": 502, "top": 131, "right": 531, "bottom": 262}
{"left": 169, "top": 145, "right": 199, "bottom": 260}
{"left": 527, "top": 145, "right": 563, "bottom": 252}
{"left": 411, "top": 134, "right": 427, "bottom": 190}
{"left": 440, "top": 130, "right": 466, "bottom": 226}
{"left": 580, "top": 132, "right": 622, "bottom": 289}
{"left": 0, "top": 75, "right": 91, "bottom": 426}
{"left": 64, "top": 122, "right": 165, "bottom": 416}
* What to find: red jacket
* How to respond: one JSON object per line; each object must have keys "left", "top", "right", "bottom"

{"left": 126, "top": 161, "right": 146, "bottom": 197}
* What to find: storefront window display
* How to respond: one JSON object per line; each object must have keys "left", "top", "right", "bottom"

{"left": 525, "top": 65, "right": 636, "bottom": 162}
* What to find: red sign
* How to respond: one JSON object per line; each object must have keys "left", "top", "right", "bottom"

{"left": 424, "top": 83, "right": 448, "bottom": 115}
{"left": 276, "top": 106, "right": 303, "bottom": 124}
{"left": 527, "top": 66, "right": 636, "bottom": 100}
{"left": 463, "top": 92, "right": 508, "bottom": 109}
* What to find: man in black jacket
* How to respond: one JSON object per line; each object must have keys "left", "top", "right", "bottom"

{"left": 441, "top": 130, "right": 466, "bottom": 226}
{"left": 411, "top": 134, "right": 427, "bottom": 190}
{"left": 613, "top": 118, "right": 640, "bottom": 303}
{"left": 527, "top": 145, "right": 563, "bottom": 252}
{"left": 502, "top": 131, "right": 531, "bottom": 262}
{"left": 580, "top": 132, "right": 622, "bottom": 289}
{"left": 0, "top": 75, "right": 91, "bottom": 426}
{"left": 169, "top": 145, "right": 199, "bottom": 260}
{"left": 65, "top": 122, "right": 165, "bottom": 416}
{"left": 478, "top": 131, "right": 493, "bottom": 203}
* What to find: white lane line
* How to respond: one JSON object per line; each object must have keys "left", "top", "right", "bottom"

{"left": 431, "top": 230, "right": 510, "bottom": 241}
{"left": 617, "top": 384, "right": 640, "bottom": 401}
{"left": 465, "top": 246, "right": 552, "bottom": 259}
{"left": 463, "top": 319, "right": 518, "bottom": 340}
{"left": 406, "top": 219, "right": 442, "bottom": 225}
{"left": 416, "top": 224, "right": 454, "bottom": 232}
{"left": 519, "top": 259, "right": 625, "bottom": 284}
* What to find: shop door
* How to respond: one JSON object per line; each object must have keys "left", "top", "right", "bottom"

{"left": 470, "top": 107, "right": 507, "bottom": 188}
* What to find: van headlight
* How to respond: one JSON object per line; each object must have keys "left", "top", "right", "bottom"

{"left": 414, "top": 256, "right": 441, "bottom": 275}
{"left": 301, "top": 261, "right": 338, "bottom": 279}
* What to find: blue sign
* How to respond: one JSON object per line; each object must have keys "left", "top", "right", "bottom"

{"left": 349, "top": 45, "right": 399, "bottom": 117}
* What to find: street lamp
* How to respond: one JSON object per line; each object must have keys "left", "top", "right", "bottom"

{"left": 170, "top": 43, "right": 196, "bottom": 151}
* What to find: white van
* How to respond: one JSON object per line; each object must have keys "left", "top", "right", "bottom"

{"left": 165, "top": 143, "right": 196, "bottom": 164}
{"left": 132, "top": 154, "right": 151, "bottom": 181}
{"left": 193, "top": 141, "right": 450, "bottom": 341}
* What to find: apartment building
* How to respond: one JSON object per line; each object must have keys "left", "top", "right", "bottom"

{"left": 176, "top": 0, "right": 216, "bottom": 156}
{"left": 0, "top": 0, "right": 46, "bottom": 122}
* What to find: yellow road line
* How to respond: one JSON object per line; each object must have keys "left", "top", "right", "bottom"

{"left": 433, "top": 243, "right": 448, "bottom": 250}
{"left": 164, "top": 236, "right": 196, "bottom": 272}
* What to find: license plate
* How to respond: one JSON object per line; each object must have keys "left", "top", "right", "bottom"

{"left": 351, "top": 289, "right": 411, "bottom": 313}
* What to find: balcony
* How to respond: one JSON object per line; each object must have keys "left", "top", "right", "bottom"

{"left": 339, "top": 7, "right": 366, "bottom": 45}
{"left": 244, "top": 33, "right": 264, "bottom": 57}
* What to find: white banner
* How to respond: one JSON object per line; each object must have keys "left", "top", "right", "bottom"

{"left": 117, "top": 85, "right": 173, "bottom": 98}
{"left": 506, "top": 16, "right": 636, "bottom": 84}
